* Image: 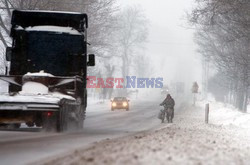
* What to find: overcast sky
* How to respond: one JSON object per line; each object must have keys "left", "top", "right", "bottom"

{"left": 119, "top": 0, "right": 202, "bottom": 91}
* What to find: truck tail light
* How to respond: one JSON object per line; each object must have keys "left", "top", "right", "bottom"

{"left": 47, "top": 112, "right": 53, "bottom": 117}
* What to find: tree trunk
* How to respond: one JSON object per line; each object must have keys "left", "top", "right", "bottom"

{"left": 242, "top": 86, "right": 249, "bottom": 112}
{"left": 122, "top": 48, "right": 129, "bottom": 96}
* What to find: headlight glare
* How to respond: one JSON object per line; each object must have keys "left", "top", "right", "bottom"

{"left": 123, "top": 102, "right": 128, "bottom": 107}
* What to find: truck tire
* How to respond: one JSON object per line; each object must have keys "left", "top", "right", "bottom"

{"left": 58, "top": 100, "right": 68, "bottom": 132}
{"left": 57, "top": 99, "right": 85, "bottom": 132}
{"left": 26, "top": 122, "right": 34, "bottom": 127}
{"left": 77, "top": 106, "right": 85, "bottom": 130}
{"left": 35, "top": 121, "right": 42, "bottom": 127}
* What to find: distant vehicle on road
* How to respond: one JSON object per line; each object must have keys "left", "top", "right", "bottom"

{"left": 161, "top": 86, "right": 169, "bottom": 95}
{"left": 111, "top": 97, "right": 130, "bottom": 111}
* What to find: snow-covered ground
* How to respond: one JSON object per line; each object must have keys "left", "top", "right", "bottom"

{"left": 206, "top": 102, "right": 250, "bottom": 129}
{"left": 0, "top": 95, "right": 250, "bottom": 165}
{"left": 43, "top": 100, "right": 250, "bottom": 165}
{"left": 0, "top": 97, "right": 165, "bottom": 165}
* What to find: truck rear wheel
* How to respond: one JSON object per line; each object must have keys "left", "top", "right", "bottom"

{"left": 58, "top": 104, "right": 68, "bottom": 132}
{"left": 77, "top": 107, "right": 85, "bottom": 130}
{"left": 26, "top": 122, "right": 34, "bottom": 127}
{"left": 57, "top": 99, "right": 85, "bottom": 132}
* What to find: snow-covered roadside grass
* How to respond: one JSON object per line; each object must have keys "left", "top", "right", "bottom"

{"left": 200, "top": 101, "right": 250, "bottom": 129}
{"left": 43, "top": 101, "right": 250, "bottom": 165}
{"left": 45, "top": 125, "right": 250, "bottom": 165}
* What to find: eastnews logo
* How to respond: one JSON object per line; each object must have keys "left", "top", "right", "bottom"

{"left": 87, "top": 76, "right": 163, "bottom": 88}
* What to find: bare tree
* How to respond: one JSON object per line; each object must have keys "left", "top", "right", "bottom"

{"left": 189, "top": 0, "right": 250, "bottom": 111}
{"left": 0, "top": 0, "right": 59, "bottom": 47}
{"left": 0, "top": 0, "right": 118, "bottom": 51}
{"left": 112, "top": 6, "right": 149, "bottom": 95}
{"left": 0, "top": 0, "right": 119, "bottom": 90}
{"left": 113, "top": 6, "right": 148, "bottom": 93}
{"left": 0, "top": 1, "right": 150, "bottom": 99}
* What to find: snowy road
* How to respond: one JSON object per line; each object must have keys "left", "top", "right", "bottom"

{"left": 1, "top": 96, "right": 250, "bottom": 165}
{"left": 44, "top": 101, "right": 250, "bottom": 165}
{"left": 0, "top": 97, "right": 171, "bottom": 165}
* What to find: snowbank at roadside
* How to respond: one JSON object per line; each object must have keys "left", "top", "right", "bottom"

{"left": 198, "top": 100, "right": 250, "bottom": 129}
{"left": 44, "top": 99, "right": 250, "bottom": 165}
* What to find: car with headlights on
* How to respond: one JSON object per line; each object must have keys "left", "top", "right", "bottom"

{"left": 161, "top": 86, "right": 169, "bottom": 95}
{"left": 111, "top": 97, "right": 130, "bottom": 111}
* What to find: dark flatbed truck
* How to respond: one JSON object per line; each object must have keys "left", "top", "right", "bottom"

{"left": 0, "top": 10, "right": 95, "bottom": 132}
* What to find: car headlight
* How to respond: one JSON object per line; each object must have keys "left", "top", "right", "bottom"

{"left": 112, "top": 102, "right": 117, "bottom": 107}
{"left": 123, "top": 102, "right": 128, "bottom": 107}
